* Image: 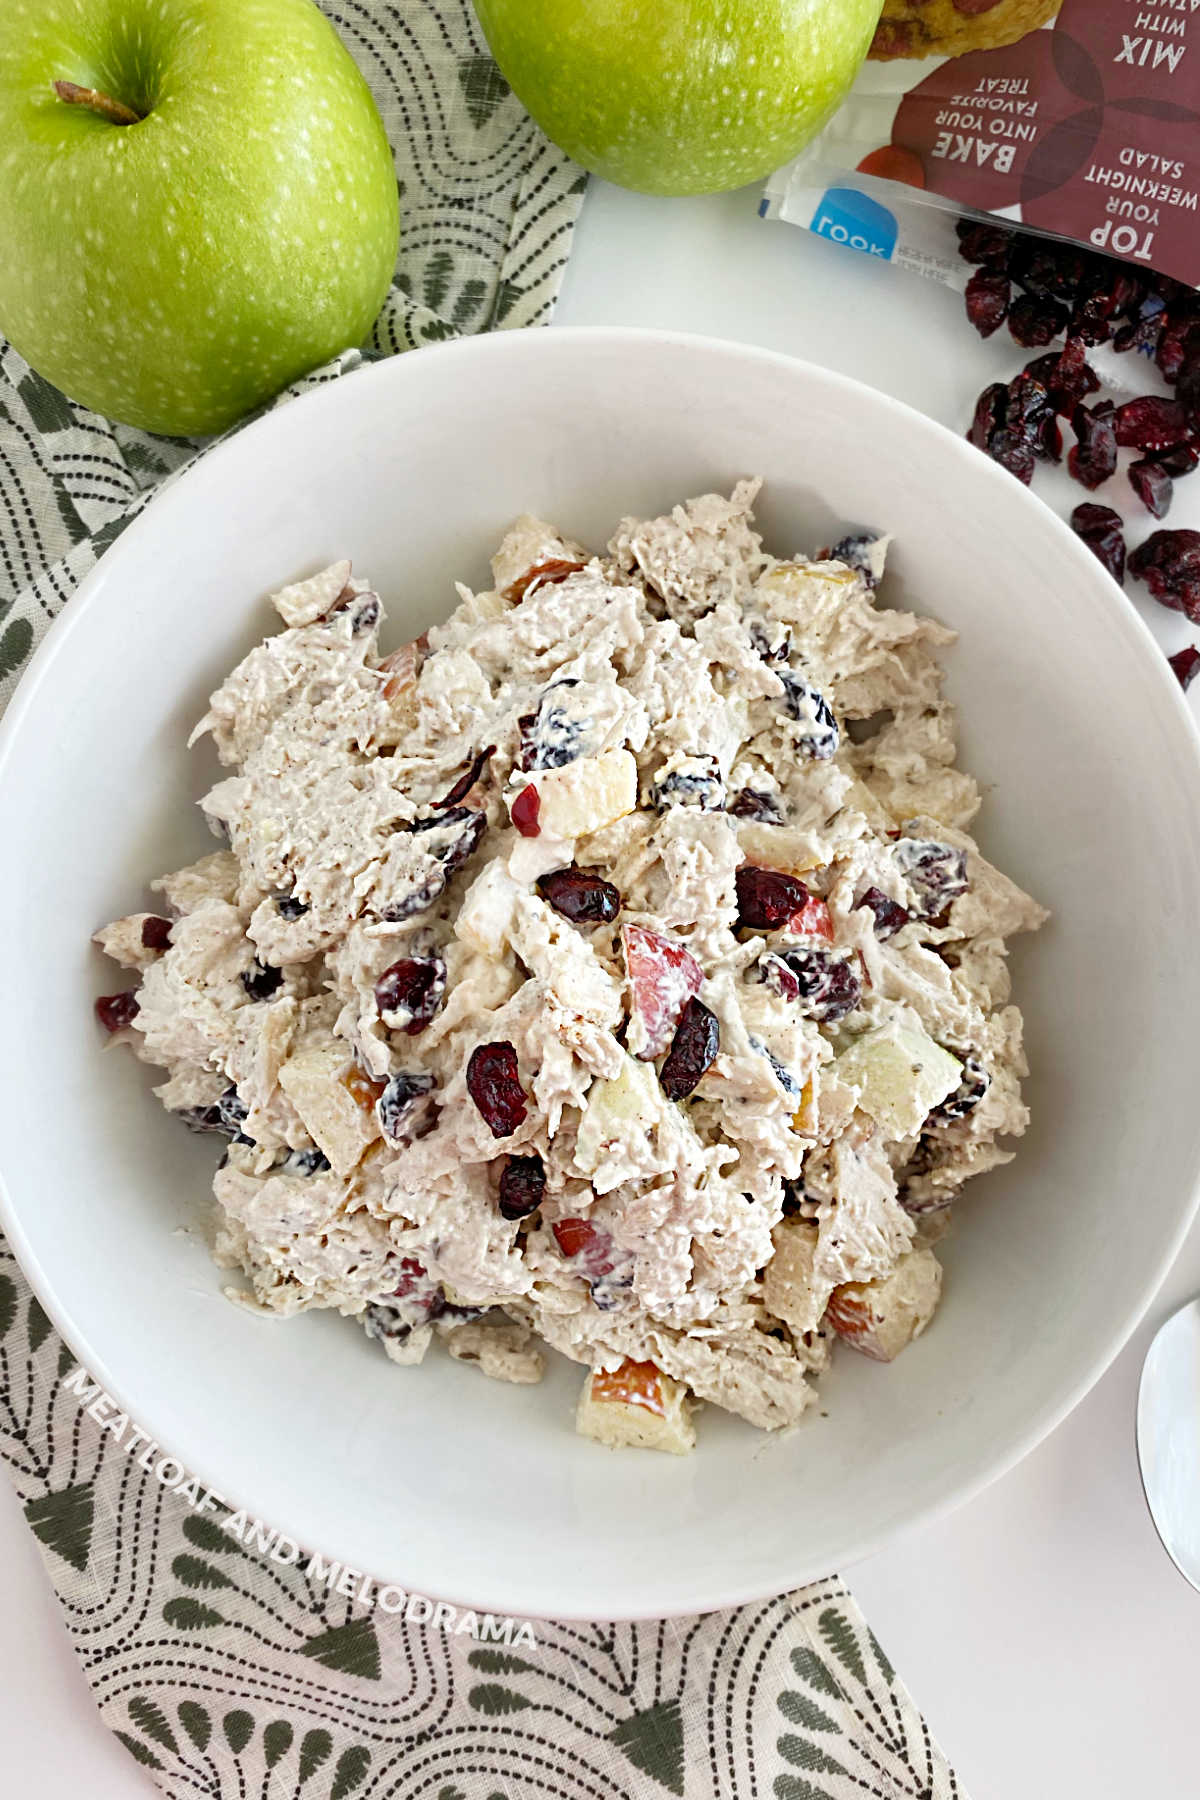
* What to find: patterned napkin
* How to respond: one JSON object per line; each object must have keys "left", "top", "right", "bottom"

{"left": 0, "top": 5, "right": 964, "bottom": 1797}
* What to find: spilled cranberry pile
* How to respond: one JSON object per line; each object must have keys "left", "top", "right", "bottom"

{"left": 958, "top": 221, "right": 1200, "bottom": 657}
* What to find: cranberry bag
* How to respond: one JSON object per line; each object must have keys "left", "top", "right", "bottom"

{"left": 763, "top": 0, "right": 1200, "bottom": 293}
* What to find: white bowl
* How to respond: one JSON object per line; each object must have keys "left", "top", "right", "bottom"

{"left": 2, "top": 328, "right": 1199, "bottom": 1622}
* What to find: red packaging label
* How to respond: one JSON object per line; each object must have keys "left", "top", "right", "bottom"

{"left": 889, "top": 0, "right": 1200, "bottom": 284}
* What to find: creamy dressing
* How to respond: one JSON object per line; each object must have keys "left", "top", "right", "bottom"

{"left": 97, "top": 481, "right": 1047, "bottom": 1442}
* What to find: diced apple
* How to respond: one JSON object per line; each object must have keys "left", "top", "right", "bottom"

{"left": 576, "top": 1359, "right": 696, "bottom": 1454}
{"left": 825, "top": 1248, "right": 943, "bottom": 1362}
{"left": 379, "top": 633, "right": 428, "bottom": 705}
{"left": 455, "top": 861, "right": 521, "bottom": 958}
{"left": 490, "top": 514, "right": 590, "bottom": 597}
{"left": 728, "top": 819, "right": 825, "bottom": 874}
{"left": 622, "top": 923, "right": 703, "bottom": 1059}
{"left": 532, "top": 749, "right": 637, "bottom": 840}
{"left": 271, "top": 560, "right": 352, "bottom": 627}
{"left": 839, "top": 775, "right": 896, "bottom": 831}
{"left": 763, "top": 1219, "right": 832, "bottom": 1338}
{"left": 278, "top": 1043, "right": 381, "bottom": 1175}
{"left": 787, "top": 895, "right": 834, "bottom": 942}
{"left": 794, "top": 1068, "right": 859, "bottom": 1144}
{"left": 574, "top": 1056, "right": 663, "bottom": 1175}
{"left": 552, "top": 1217, "right": 601, "bottom": 1259}
{"left": 834, "top": 1022, "right": 961, "bottom": 1140}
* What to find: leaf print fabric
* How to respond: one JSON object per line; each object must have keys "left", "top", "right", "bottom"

{"left": 0, "top": 1234, "right": 964, "bottom": 1800}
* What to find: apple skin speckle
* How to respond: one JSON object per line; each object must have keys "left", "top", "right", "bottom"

{"left": 473, "top": 0, "right": 880, "bottom": 196}
{"left": 0, "top": 0, "right": 400, "bottom": 435}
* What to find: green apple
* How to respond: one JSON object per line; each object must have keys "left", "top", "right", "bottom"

{"left": 473, "top": 0, "right": 882, "bottom": 196}
{"left": 0, "top": 0, "right": 399, "bottom": 435}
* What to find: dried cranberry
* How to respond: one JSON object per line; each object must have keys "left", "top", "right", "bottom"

{"left": 1069, "top": 264, "right": 1142, "bottom": 343}
{"left": 1006, "top": 370, "right": 1051, "bottom": 428}
{"left": 409, "top": 805, "right": 487, "bottom": 875}
{"left": 1070, "top": 504, "right": 1126, "bottom": 585}
{"left": 735, "top": 865, "right": 809, "bottom": 930}
{"left": 1157, "top": 315, "right": 1200, "bottom": 385}
{"left": 1024, "top": 340, "right": 1100, "bottom": 416}
{"left": 1156, "top": 441, "right": 1200, "bottom": 478}
{"left": 519, "top": 679, "right": 589, "bottom": 772}
{"left": 966, "top": 382, "right": 1039, "bottom": 483}
{"left": 1068, "top": 289, "right": 1116, "bottom": 347}
{"left": 856, "top": 887, "right": 910, "bottom": 938}
{"left": 141, "top": 915, "right": 173, "bottom": 951}
{"left": 1113, "top": 291, "right": 1167, "bottom": 357}
{"left": 748, "top": 618, "right": 791, "bottom": 662}
{"left": 96, "top": 991, "right": 139, "bottom": 1033}
{"left": 178, "top": 1086, "right": 251, "bottom": 1142}
{"left": 928, "top": 1054, "right": 990, "bottom": 1124}
{"left": 433, "top": 746, "right": 494, "bottom": 809}
{"left": 1129, "top": 460, "right": 1173, "bottom": 520}
{"left": 1113, "top": 397, "right": 1189, "bottom": 452}
{"left": 536, "top": 866, "right": 621, "bottom": 924}
{"left": 511, "top": 784, "right": 540, "bottom": 837}
{"left": 497, "top": 1154, "right": 546, "bottom": 1221}
{"left": 728, "top": 788, "right": 784, "bottom": 824}
{"left": 777, "top": 673, "right": 839, "bottom": 758}
{"left": 1179, "top": 362, "right": 1200, "bottom": 427}
{"left": 1129, "top": 530, "right": 1200, "bottom": 624}
{"left": 1007, "top": 293, "right": 1069, "bottom": 349}
{"left": 986, "top": 427, "right": 1036, "bottom": 486}
{"left": 1011, "top": 241, "right": 1088, "bottom": 304}
{"left": 1068, "top": 402, "right": 1118, "bottom": 490}
{"left": 659, "top": 996, "right": 720, "bottom": 1101}
{"left": 964, "top": 267, "right": 1010, "bottom": 338}
{"left": 760, "top": 949, "right": 861, "bottom": 1024}
{"left": 893, "top": 838, "right": 968, "bottom": 921}
{"left": 277, "top": 894, "right": 308, "bottom": 920}
{"left": 1168, "top": 645, "right": 1200, "bottom": 691}
{"left": 283, "top": 1147, "right": 331, "bottom": 1174}
{"left": 1005, "top": 373, "right": 1056, "bottom": 462}
{"left": 955, "top": 219, "right": 1014, "bottom": 268}
{"left": 374, "top": 955, "right": 447, "bottom": 1034}
{"left": 466, "top": 1041, "right": 527, "bottom": 1137}
{"left": 650, "top": 755, "right": 724, "bottom": 811}
{"left": 968, "top": 383, "right": 1007, "bottom": 453}
{"left": 377, "top": 1072, "right": 436, "bottom": 1144}
{"left": 379, "top": 872, "right": 447, "bottom": 924}
{"left": 1038, "top": 414, "right": 1062, "bottom": 463}
{"left": 241, "top": 959, "right": 283, "bottom": 1001}
{"left": 392, "top": 1255, "right": 430, "bottom": 1295}
{"left": 825, "top": 534, "right": 884, "bottom": 589}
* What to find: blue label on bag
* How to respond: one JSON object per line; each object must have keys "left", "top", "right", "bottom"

{"left": 810, "top": 188, "right": 897, "bottom": 261}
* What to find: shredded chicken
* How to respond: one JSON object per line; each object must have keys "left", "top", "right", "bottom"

{"left": 94, "top": 482, "right": 1046, "bottom": 1450}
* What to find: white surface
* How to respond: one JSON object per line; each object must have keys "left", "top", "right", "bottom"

{"left": 2, "top": 179, "right": 1199, "bottom": 1793}
{"left": 3, "top": 329, "right": 1195, "bottom": 1620}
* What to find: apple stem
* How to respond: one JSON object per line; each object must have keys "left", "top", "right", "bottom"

{"left": 52, "top": 80, "right": 142, "bottom": 127}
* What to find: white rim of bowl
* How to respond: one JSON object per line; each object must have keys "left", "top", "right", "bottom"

{"left": 2, "top": 324, "right": 1199, "bottom": 1620}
